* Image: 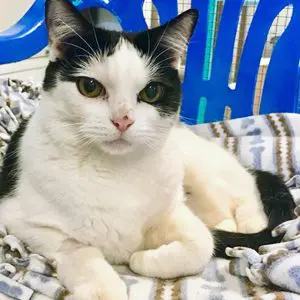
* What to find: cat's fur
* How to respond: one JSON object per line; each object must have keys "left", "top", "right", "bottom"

{"left": 0, "top": 1, "right": 295, "bottom": 299}
{"left": 213, "top": 169, "right": 295, "bottom": 257}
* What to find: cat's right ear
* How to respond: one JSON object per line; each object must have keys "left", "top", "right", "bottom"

{"left": 45, "top": 0, "right": 89, "bottom": 60}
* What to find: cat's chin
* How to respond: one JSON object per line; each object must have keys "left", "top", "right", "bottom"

{"left": 100, "top": 139, "right": 136, "bottom": 156}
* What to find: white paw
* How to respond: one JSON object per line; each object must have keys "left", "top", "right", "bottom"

{"left": 130, "top": 250, "right": 156, "bottom": 277}
{"left": 215, "top": 219, "right": 237, "bottom": 232}
{"left": 130, "top": 248, "right": 187, "bottom": 278}
{"left": 67, "top": 280, "right": 128, "bottom": 300}
{"left": 130, "top": 241, "right": 210, "bottom": 279}
{"left": 237, "top": 215, "right": 268, "bottom": 233}
{"left": 130, "top": 246, "right": 191, "bottom": 278}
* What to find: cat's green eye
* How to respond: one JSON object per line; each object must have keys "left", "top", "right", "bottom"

{"left": 139, "top": 83, "right": 164, "bottom": 103}
{"left": 76, "top": 77, "right": 106, "bottom": 98}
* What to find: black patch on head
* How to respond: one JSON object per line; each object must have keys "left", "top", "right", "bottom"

{"left": 44, "top": 0, "right": 123, "bottom": 91}
{"left": 43, "top": 29, "right": 122, "bottom": 91}
{"left": 132, "top": 32, "right": 182, "bottom": 117}
{"left": 126, "top": 8, "right": 198, "bottom": 117}
{"left": 44, "top": 0, "right": 198, "bottom": 117}
{"left": 43, "top": 26, "right": 181, "bottom": 117}
{"left": 43, "top": 23, "right": 182, "bottom": 117}
{"left": 0, "top": 120, "right": 29, "bottom": 199}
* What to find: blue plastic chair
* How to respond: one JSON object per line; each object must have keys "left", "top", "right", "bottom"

{"left": 0, "top": 0, "right": 299, "bottom": 124}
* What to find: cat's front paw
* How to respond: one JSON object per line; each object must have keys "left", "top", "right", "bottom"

{"left": 67, "top": 280, "right": 128, "bottom": 300}
{"left": 130, "top": 250, "right": 153, "bottom": 277}
{"left": 237, "top": 214, "right": 268, "bottom": 233}
{"left": 130, "top": 241, "right": 209, "bottom": 279}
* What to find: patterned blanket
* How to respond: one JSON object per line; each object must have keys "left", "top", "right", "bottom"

{"left": 0, "top": 78, "right": 300, "bottom": 299}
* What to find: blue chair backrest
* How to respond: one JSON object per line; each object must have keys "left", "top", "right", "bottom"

{"left": 1, "top": 0, "right": 300, "bottom": 124}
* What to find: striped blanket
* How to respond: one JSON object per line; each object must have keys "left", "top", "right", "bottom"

{"left": 191, "top": 113, "right": 300, "bottom": 183}
{"left": 0, "top": 78, "right": 300, "bottom": 299}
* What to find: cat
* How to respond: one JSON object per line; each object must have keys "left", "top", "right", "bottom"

{"left": 0, "top": 0, "right": 295, "bottom": 299}
{"left": 171, "top": 127, "right": 295, "bottom": 257}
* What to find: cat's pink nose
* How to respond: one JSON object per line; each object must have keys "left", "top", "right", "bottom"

{"left": 111, "top": 115, "right": 134, "bottom": 132}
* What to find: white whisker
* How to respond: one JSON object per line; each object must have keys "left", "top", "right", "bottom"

{"left": 149, "top": 22, "right": 170, "bottom": 61}
{"left": 87, "top": 9, "right": 101, "bottom": 55}
{"left": 58, "top": 18, "right": 96, "bottom": 55}
{"left": 61, "top": 42, "right": 92, "bottom": 56}
{"left": 147, "top": 31, "right": 151, "bottom": 58}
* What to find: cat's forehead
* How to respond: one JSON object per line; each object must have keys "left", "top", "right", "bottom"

{"left": 79, "top": 38, "right": 151, "bottom": 90}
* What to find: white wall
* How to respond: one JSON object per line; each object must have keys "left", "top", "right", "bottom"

{"left": 0, "top": 0, "right": 48, "bottom": 82}
{"left": 0, "top": 0, "right": 35, "bottom": 31}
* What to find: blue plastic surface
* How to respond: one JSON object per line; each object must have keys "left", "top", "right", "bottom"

{"left": 182, "top": 0, "right": 300, "bottom": 123}
{"left": 0, "top": 0, "right": 299, "bottom": 124}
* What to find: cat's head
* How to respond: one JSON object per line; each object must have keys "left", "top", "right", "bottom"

{"left": 44, "top": 0, "right": 198, "bottom": 155}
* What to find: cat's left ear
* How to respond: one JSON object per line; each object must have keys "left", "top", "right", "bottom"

{"left": 137, "top": 9, "right": 199, "bottom": 69}
{"left": 45, "top": 0, "right": 90, "bottom": 60}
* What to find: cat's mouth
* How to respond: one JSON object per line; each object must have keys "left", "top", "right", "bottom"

{"left": 103, "top": 138, "right": 131, "bottom": 147}
{"left": 101, "top": 137, "right": 133, "bottom": 155}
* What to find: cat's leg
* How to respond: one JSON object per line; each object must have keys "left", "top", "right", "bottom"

{"left": 59, "top": 246, "right": 127, "bottom": 300}
{"left": 186, "top": 186, "right": 238, "bottom": 232}
{"left": 234, "top": 198, "right": 268, "bottom": 233}
{"left": 130, "top": 204, "right": 213, "bottom": 279}
{"left": 7, "top": 223, "right": 127, "bottom": 300}
{"left": 173, "top": 126, "right": 238, "bottom": 231}
{"left": 214, "top": 219, "right": 238, "bottom": 232}
{"left": 173, "top": 126, "right": 267, "bottom": 234}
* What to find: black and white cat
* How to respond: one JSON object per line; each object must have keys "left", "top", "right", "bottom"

{"left": 0, "top": 0, "right": 295, "bottom": 299}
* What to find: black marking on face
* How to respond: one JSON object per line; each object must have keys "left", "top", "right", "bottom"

{"left": 43, "top": 29, "right": 122, "bottom": 91}
{"left": 44, "top": 0, "right": 198, "bottom": 118}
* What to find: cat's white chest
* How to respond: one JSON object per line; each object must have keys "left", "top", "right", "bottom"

{"left": 19, "top": 139, "right": 183, "bottom": 264}
{"left": 65, "top": 166, "right": 165, "bottom": 263}
{"left": 70, "top": 186, "right": 146, "bottom": 264}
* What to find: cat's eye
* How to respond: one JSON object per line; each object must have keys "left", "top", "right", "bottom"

{"left": 76, "top": 77, "right": 106, "bottom": 98}
{"left": 139, "top": 83, "right": 164, "bottom": 103}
